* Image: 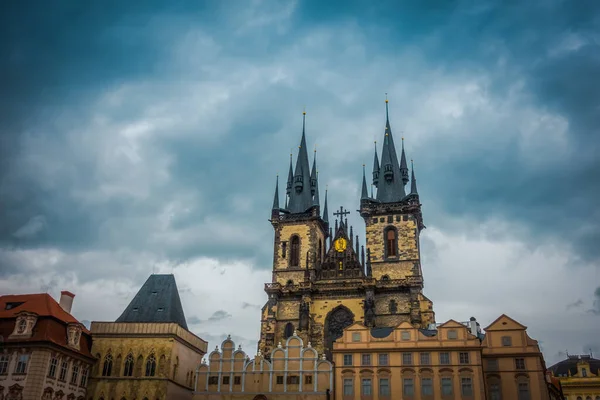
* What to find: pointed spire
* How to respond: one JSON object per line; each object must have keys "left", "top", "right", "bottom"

{"left": 361, "top": 164, "right": 369, "bottom": 200}
{"left": 410, "top": 159, "right": 418, "bottom": 195}
{"left": 310, "top": 147, "right": 317, "bottom": 196}
{"left": 286, "top": 152, "right": 293, "bottom": 196}
{"left": 272, "top": 175, "right": 280, "bottom": 210}
{"left": 376, "top": 95, "right": 406, "bottom": 202}
{"left": 288, "top": 110, "right": 314, "bottom": 213}
{"left": 313, "top": 170, "right": 321, "bottom": 207}
{"left": 372, "top": 141, "right": 380, "bottom": 187}
{"left": 400, "top": 137, "right": 409, "bottom": 185}
{"left": 323, "top": 186, "right": 329, "bottom": 224}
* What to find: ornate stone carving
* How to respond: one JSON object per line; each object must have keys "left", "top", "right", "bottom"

{"left": 324, "top": 306, "right": 354, "bottom": 359}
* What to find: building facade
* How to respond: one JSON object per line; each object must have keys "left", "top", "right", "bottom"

{"left": 194, "top": 333, "right": 333, "bottom": 399}
{"left": 548, "top": 354, "right": 600, "bottom": 400}
{"left": 259, "top": 100, "right": 434, "bottom": 360}
{"left": 0, "top": 291, "right": 94, "bottom": 400}
{"left": 87, "top": 274, "right": 208, "bottom": 400}
{"left": 332, "top": 314, "right": 557, "bottom": 400}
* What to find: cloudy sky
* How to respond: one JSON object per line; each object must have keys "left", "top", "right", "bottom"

{"left": 1, "top": 0, "right": 599, "bottom": 365}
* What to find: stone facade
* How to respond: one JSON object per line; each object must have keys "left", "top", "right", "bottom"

{"left": 194, "top": 333, "right": 332, "bottom": 400}
{"left": 87, "top": 322, "right": 207, "bottom": 400}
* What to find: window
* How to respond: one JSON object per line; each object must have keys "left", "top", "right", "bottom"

{"left": 343, "top": 378, "right": 353, "bottom": 395}
{"left": 276, "top": 375, "right": 284, "bottom": 385}
{"left": 343, "top": 354, "right": 353, "bottom": 366}
{"left": 362, "top": 354, "right": 371, "bottom": 366}
{"left": 447, "top": 330, "right": 457, "bottom": 339}
{"left": 502, "top": 336, "right": 512, "bottom": 346}
{"left": 352, "top": 332, "right": 361, "bottom": 342}
{"left": 70, "top": 364, "right": 79, "bottom": 385}
{"left": 80, "top": 368, "right": 88, "bottom": 387}
{"left": 102, "top": 354, "right": 113, "bottom": 377}
{"left": 208, "top": 376, "right": 218, "bottom": 385}
{"left": 287, "top": 375, "right": 299, "bottom": 384}
{"left": 284, "top": 322, "right": 295, "bottom": 339}
{"left": 378, "top": 353, "right": 388, "bottom": 366}
{"left": 582, "top": 368, "right": 587, "bottom": 377}
{"left": 385, "top": 229, "right": 397, "bottom": 257}
{"left": 441, "top": 377, "right": 453, "bottom": 395}
{"left": 361, "top": 378, "right": 372, "bottom": 396}
{"left": 439, "top": 352, "right": 450, "bottom": 365}
{"left": 379, "top": 378, "right": 390, "bottom": 396}
{"left": 290, "top": 236, "right": 300, "bottom": 267}
{"left": 459, "top": 352, "right": 470, "bottom": 364}
{"left": 487, "top": 358, "right": 499, "bottom": 370}
{"left": 145, "top": 354, "right": 156, "bottom": 376}
{"left": 402, "top": 352, "right": 412, "bottom": 365}
{"left": 461, "top": 377, "right": 473, "bottom": 396}
{"left": 59, "top": 360, "right": 68, "bottom": 380}
{"left": 489, "top": 383, "right": 501, "bottom": 400}
{"left": 401, "top": 331, "right": 410, "bottom": 340}
{"left": 17, "top": 319, "right": 27, "bottom": 334}
{"left": 0, "top": 354, "right": 8, "bottom": 375}
{"left": 234, "top": 376, "right": 241, "bottom": 385}
{"left": 14, "top": 354, "right": 29, "bottom": 374}
{"left": 403, "top": 378, "right": 414, "bottom": 395}
{"left": 420, "top": 352, "right": 430, "bottom": 365}
{"left": 515, "top": 358, "right": 525, "bottom": 370}
{"left": 305, "top": 375, "right": 312, "bottom": 384}
{"left": 123, "top": 354, "right": 134, "bottom": 377}
{"left": 48, "top": 357, "right": 58, "bottom": 378}
{"left": 421, "top": 377, "right": 433, "bottom": 395}
{"left": 518, "top": 382, "right": 530, "bottom": 400}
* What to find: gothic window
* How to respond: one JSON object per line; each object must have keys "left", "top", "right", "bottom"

{"left": 289, "top": 236, "right": 300, "bottom": 267}
{"left": 102, "top": 354, "right": 113, "bottom": 377}
{"left": 145, "top": 354, "right": 156, "bottom": 377}
{"left": 281, "top": 242, "right": 287, "bottom": 258}
{"left": 284, "top": 323, "right": 294, "bottom": 339}
{"left": 123, "top": 354, "right": 134, "bottom": 377}
{"left": 389, "top": 299, "right": 398, "bottom": 314}
{"left": 384, "top": 228, "right": 397, "bottom": 258}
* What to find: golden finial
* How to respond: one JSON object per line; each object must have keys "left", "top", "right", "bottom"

{"left": 385, "top": 92, "right": 388, "bottom": 103}
{"left": 298, "top": 145, "right": 301, "bottom": 149}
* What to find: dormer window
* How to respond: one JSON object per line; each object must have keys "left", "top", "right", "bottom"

{"left": 10, "top": 313, "right": 37, "bottom": 339}
{"left": 67, "top": 324, "right": 82, "bottom": 350}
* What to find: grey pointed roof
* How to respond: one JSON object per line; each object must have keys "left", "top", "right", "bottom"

{"left": 286, "top": 153, "right": 293, "bottom": 196}
{"left": 322, "top": 188, "right": 329, "bottom": 223}
{"left": 361, "top": 165, "right": 369, "bottom": 199}
{"left": 287, "top": 113, "right": 315, "bottom": 213}
{"left": 410, "top": 160, "right": 418, "bottom": 195}
{"left": 272, "top": 175, "right": 280, "bottom": 210}
{"left": 376, "top": 100, "right": 406, "bottom": 202}
{"left": 372, "top": 141, "right": 380, "bottom": 187}
{"left": 400, "top": 138, "right": 409, "bottom": 185}
{"left": 311, "top": 150, "right": 320, "bottom": 207}
{"left": 116, "top": 274, "right": 188, "bottom": 330}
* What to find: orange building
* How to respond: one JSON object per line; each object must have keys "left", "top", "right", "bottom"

{"left": 0, "top": 291, "right": 94, "bottom": 400}
{"left": 194, "top": 332, "right": 333, "bottom": 399}
{"left": 332, "top": 314, "right": 557, "bottom": 400}
{"left": 548, "top": 354, "right": 600, "bottom": 400}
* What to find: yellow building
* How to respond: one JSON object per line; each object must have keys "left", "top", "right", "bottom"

{"left": 194, "top": 332, "right": 333, "bottom": 399}
{"left": 260, "top": 101, "right": 434, "bottom": 359}
{"left": 87, "top": 274, "right": 208, "bottom": 400}
{"left": 332, "top": 314, "right": 556, "bottom": 400}
{"left": 548, "top": 354, "right": 600, "bottom": 400}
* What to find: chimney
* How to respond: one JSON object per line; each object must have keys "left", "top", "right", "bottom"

{"left": 59, "top": 291, "right": 75, "bottom": 314}
{"left": 469, "top": 316, "right": 478, "bottom": 336}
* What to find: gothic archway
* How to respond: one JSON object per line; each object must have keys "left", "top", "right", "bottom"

{"left": 324, "top": 306, "right": 354, "bottom": 360}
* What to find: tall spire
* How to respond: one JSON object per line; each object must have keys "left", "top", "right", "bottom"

{"left": 361, "top": 164, "right": 369, "bottom": 200}
{"left": 313, "top": 170, "right": 321, "bottom": 207}
{"left": 288, "top": 110, "right": 314, "bottom": 213}
{"left": 400, "top": 137, "right": 409, "bottom": 185}
{"left": 372, "top": 141, "right": 380, "bottom": 187}
{"left": 410, "top": 159, "right": 419, "bottom": 195}
{"left": 285, "top": 152, "right": 293, "bottom": 208}
{"left": 272, "top": 175, "right": 280, "bottom": 210}
{"left": 323, "top": 186, "right": 329, "bottom": 224}
{"left": 375, "top": 95, "right": 406, "bottom": 202}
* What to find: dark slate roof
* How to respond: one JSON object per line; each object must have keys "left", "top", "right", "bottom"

{"left": 375, "top": 102, "right": 407, "bottom": 203}
{"left": 116, "top": 274, "right": 188, "bottom": 330}
{"left": 548, "top": 355, "right": 600, "bottom": 377}
{"left": 419, "top": 328, "right": 438, "bottom": 337}
{"left": 370, "top": 327, "right": 393, "bottom": 338}
{"left": 287, "top": 114, "right": 315, "bottom": 214}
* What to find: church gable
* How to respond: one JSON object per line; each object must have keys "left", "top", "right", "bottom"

{"left": 484, "top": 314, "right": 527, "bottom": 331}
{"left": 317, "top": 222, "right": 365, "bottom": 280}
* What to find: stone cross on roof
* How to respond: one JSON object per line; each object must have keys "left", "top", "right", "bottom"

{"left": 333, "top": 206, "right": 350, "bottom": 220}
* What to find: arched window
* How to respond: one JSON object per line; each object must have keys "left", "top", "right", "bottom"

{"left": 385, "top": 228, "right": 397, "bottom": 258}
{"left": 145, "top": 354, "right": 156, "bottom": 377}
{"left": 102, "top": 354, "right": 113, "bottom": 377}
{"left": 381, "top": 275, "right": 390, "bottom": 281}
{"left": 123, "top": 354, "right": 134, "bottom": 377}
{"left": 290, "top": 236, "right": 300, "bottom": 267}
{"left": 17, "top": 319, "right": 27, "bottom": 334}
{"left": 284, "top": 323, "right": 295, "bottom": 339}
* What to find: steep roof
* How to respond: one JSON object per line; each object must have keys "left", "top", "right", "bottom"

{"left": 549, "top": 355, "right": 600, "bottom": 376}
{"left": 116, "top": 274, "right": 188, "bottom": 330}
{"left": 0, "top": 293, "right": 82, "bottom": 326}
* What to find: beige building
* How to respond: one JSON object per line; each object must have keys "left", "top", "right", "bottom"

{"left": 332, "top": 314, "right": 556, "bottom": 400}
{"left": 0, "top": 291, "right": 94, "bottom": 400}
{"left": 194, "top": 332, "right": 333, "bottom": 399}
{"left": 87, "top": 274, "right": 208, "bottom": 400}
{"left": 548, "top": 354, "right": 600, "bottom": 400}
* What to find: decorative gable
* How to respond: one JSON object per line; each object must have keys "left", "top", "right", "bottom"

{"left": 9, "top": 312, "right": 38, "bottom": 339}
{"left": 484, "top": 314, "right": 527, "bottom": 331}
{"left": 317, "top": 224, "right": 365, "bottom": 280}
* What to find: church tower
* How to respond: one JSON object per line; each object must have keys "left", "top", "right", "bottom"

{"left": 359, "top": 97, "right": 434, "bottom": 328}
{"left": 259, "top": 102, "right": 434, "bottom": 360}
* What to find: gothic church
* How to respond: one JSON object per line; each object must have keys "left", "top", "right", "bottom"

{"left": 258, "top": 99, "right": 435, "bottom": 359}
